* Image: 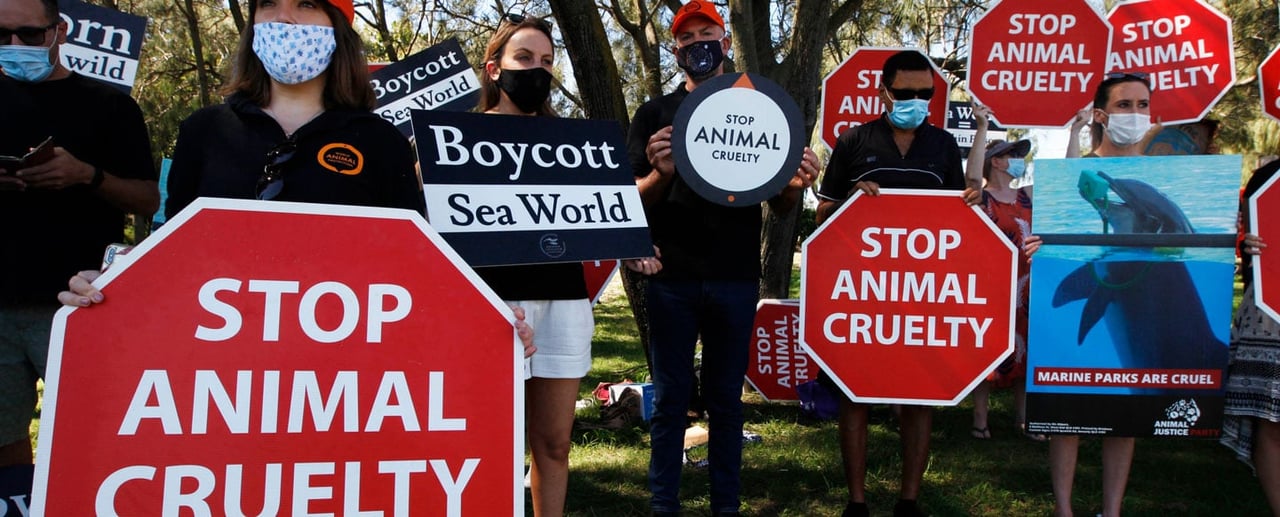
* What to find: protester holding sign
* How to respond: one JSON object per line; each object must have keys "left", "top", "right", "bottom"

{"left": 0, "top": 0, "right": 158, "bottom": 468}
{"left": 814, "top": 50, "right": 965, "bottom": 517}
{"left": 1046, "top": 72, "right": 1154, "bottom": 517}
{"left": 465, "top": 14, "right": 641, "bottom": 517}
{"left": 960, "top": 105, "right": 1041, "bottom": 442}
{"left": 161, "top": 0, "right": 422, "bottom": 216}
{"left": 1222, "top": 161, "right": 1280, "bottom": 516}
{"left": 628, "top": 2, "right": 818, "bottom": 514}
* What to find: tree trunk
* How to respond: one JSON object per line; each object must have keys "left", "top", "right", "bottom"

{"left": 546, "top": 0, "right": 630, "bottom": 125}
{"left": 228, "top": 0, "right": 246, "bottom": 35}
{"left": 177, "top": 0, "right": 211, "bottom": 107}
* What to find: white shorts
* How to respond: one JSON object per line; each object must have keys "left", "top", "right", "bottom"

{"left": 510, "top": 298, "right": 593, "bottom": 379}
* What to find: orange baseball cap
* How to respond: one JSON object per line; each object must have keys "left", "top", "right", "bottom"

{"left": 671, "top": 1, "right": 725, "bottom": 37}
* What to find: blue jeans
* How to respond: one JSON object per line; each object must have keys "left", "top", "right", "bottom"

{"left": 647, "top": 278, "right": 755, "bottom": 513}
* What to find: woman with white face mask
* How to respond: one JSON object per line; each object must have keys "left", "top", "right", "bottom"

{"left": 161, "top": 0, "right": 424, "bottom": 214}
{"left": 1065, "top": 72, "right": 1161, "bottom": 159}
{"left": 961, "top": 104, "right": 1039, "bottom": 443}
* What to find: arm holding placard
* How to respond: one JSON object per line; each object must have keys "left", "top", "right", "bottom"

{"left": 1065, "top": 106, "right": 1091, "bottom": 158}
{"left": 963, "top": 104, "right": 992, "bottom": 205}
{"left": 636, "top": 125, "right": 677, "bottom": 206}
{"left": 767, "top": 146, "right": 820, "bottom": 215}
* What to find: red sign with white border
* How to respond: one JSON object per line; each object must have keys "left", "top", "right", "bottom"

{"left": 800, "top": 190, "right": 1017, "bottom": 405}
{"left": 966, "top": 0, "right": 1111, "bottom": 128}
{"left": 746, "top": 299, "right": 814, "bottom": 402}
{"left": 1259, "top": 44, "right": 1280, "bottom": 123}
{"left": 33, "top": 198, "right": 524, "bottom": 516}
{"left": 819, "top": 47, "right": 949, "bottom": 150}
{"left": 1251, "top": 173, "right": 1280, "bottom": 324}
{"left": 1106, "top": 0, "right": 1235, "bottom": 125}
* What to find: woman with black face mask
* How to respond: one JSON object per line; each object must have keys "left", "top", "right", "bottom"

{"left": 472, "top": 14, "right": 662, "bottom": 517}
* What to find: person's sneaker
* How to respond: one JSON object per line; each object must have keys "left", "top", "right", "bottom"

{"left": 893, "top": 499, "right": 928, "bottom": 517}
{"left": 842, "top": 501, "right": 870, "bottom": 517}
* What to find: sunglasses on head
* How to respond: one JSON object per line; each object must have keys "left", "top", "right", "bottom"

{"left": 256, "top": 139, "right": 296, "bottom": 201}
{"left": 887, "top": 87, "right": 934, "bottom": 101}
{"left": 0, "top": 23, "right": 56, "bottom": 46}
{"left": 1104, "top": 71, "right": 1150, "bottom": 81}
{"left": 502, "top": 12, "right": 553, "bottom": 30}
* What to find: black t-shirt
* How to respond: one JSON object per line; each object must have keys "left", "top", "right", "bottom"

{"left": 0, "top": 73, "right": 157, "bottom": 305}
{"left": 627, "top": 85, "right": 765, "bottom": 282}
{"left": 818, "top": 115, "right": 965, "bottom": 201}
{"left": 165, "top": 93, "right": 425, "bottom": 218}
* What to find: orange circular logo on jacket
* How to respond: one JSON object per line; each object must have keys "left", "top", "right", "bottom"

{"left": 318, "top": 143, "right": 363, "bottom": 175}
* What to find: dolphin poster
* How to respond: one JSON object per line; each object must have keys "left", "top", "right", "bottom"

{"left": 1026, "top": 155, "right": 1240, "bottom": 438}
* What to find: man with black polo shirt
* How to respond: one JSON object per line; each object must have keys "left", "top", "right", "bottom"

{"left": 627, "top": 2, "right": 818, "bottom": 515}
{"left": 0, "top": 0, "right": 158, "bottom": 467}
{"left": 815, "top": 50, "right": 965, "bottom": 517}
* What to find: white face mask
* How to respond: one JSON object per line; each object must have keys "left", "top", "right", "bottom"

{"left": 1104, "top": 113, "right": 1153, "bottom": 147}
{"left": 252, "top": 22, "right": 336, "bottom": 85}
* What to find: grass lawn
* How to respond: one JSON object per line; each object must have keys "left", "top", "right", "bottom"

{"left": 29, "top": 277, "right": 1270, "bottom": 516}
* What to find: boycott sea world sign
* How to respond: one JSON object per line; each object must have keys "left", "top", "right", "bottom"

{"left": 32, "top": 199, "right": 525, "bottom": 515}
{"left": 966, "top": 0, "right": 1110, "bottom": 128}
{"left": 413, "top": 110, "right": 652, "bottom": 267}
{"left": 371, "top": 39, "right": 478, "bottom": 137}
{"left": 671, "top": 72, "right": 805, "bottom": 206}
{"left": 57, "top": 0, "right": 147, "bottom": 92}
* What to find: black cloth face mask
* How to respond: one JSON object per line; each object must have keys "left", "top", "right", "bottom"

{"left": 676, "top": 40, "right": 724, "bottom": 81}
{"left": 497, "top": 67, "right": 553, "bottom": 114}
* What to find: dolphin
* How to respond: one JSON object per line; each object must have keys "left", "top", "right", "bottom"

{"left": 1051, "top": 171, "right": 1226, "bottom": 370}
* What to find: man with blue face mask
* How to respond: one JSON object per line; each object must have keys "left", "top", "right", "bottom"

{"left": 0, "top": 0, "right": 157, "bottom": 468}
{"left": 815, "top": 50, "right": 965, "bottom": 517}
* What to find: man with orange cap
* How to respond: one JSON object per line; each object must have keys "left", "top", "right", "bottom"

{"left": 626, "top": 2, "right": 818, "bottom": 515}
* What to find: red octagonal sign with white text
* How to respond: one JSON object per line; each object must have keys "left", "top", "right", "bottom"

{"left": 800, "top": 190, "right": 1016, "bottom": 405}
{"left": 1107, "top": 0, "right": 1235, "bottom": 125}
{"left": 1259, "top": 44, "right": 1280, "bottom": 123}
{"left": 33, "top": 198, "right": 523, "bottom": 516}
{"left": 966, "top": 0, "right": 1111, "bottom": 128}
{"left": 820, "top": 47, "right": 949, "bottom": 150}
{"left": 1251, "top": 175, "right": 1280, "bottom": 323}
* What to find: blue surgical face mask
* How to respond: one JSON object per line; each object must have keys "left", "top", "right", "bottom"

{"left": 1005, "top": 158, "right": 1027, "bottom": 178}
{"left": 252, "top": 22, "right": 337, "bottom": 85}
{"left": 887, "top": 98, "right": 929, "bottom": 129}
{"left": 0, "top": 37, "right": 57, "bottom": 83}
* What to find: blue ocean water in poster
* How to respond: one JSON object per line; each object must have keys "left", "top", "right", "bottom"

{"left": 1027, "top": 155, "right": 1239, "bottom": 399}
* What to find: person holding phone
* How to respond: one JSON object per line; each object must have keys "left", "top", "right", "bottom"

{"left": 0, "top": 0, "right": 158, "bottom": 468}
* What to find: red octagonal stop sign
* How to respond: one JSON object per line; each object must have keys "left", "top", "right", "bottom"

{"left": 33, "top": 198, "right": 523, "bottom": 516}
{"left": 820, "top": 47, "right": 949, "bottom": 150}
{"left": 1251, "top": 175, "right": 1280, "bottom": 323}
{"left": 966, "top": 0, "right": 1111, "bottom": 128}
{"left": 800, "top": 190, "right": 1016, "bottom": 405}
{"left": 1107, "top": 0, "right": 1235, "bottom": 125}
{"left": 1259, "top": 44, "right": 1280, "bottom": 123}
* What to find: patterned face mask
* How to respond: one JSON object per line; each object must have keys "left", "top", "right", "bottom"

{"left": 252, "top": 22, "right": 337, "bottom": 85}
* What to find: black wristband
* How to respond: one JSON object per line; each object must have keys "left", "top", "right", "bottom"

{"left": 88, "top": 166, "right": 104, "bottom": 189}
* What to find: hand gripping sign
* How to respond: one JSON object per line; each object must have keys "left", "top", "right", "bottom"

{"left": 33, "top": 199, "right": 524, "bottom": 517}
{"left": 800, "top": 190, "right": 1017, "bottom": 405}
{"left": 965, "top": 0, "right": 1111, "bottom": 128}
{"left": 1106, "top": 0, "right": 1235, "bottom": 125}
{"left": 671, "top": 72, "right": 806, "bottom": 206}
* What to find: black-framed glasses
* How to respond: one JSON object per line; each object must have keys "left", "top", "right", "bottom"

{"left": 502, "top": 11, "right": 553, "bottom": 30}
{"left": 1104, "top": 71, "right": 1150, "bottom": 81}
{"left": 0, "top": 23, "right": 56, "bottom": 46}
{"left": 256, "top": 139, "right": 296, "bottom": 201}
{"left": 887, "top": 87, "right": 934, "bottom": 101}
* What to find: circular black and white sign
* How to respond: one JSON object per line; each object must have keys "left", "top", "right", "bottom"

{"left": 671, "top": 72, "right": 805, "bottom": 207}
